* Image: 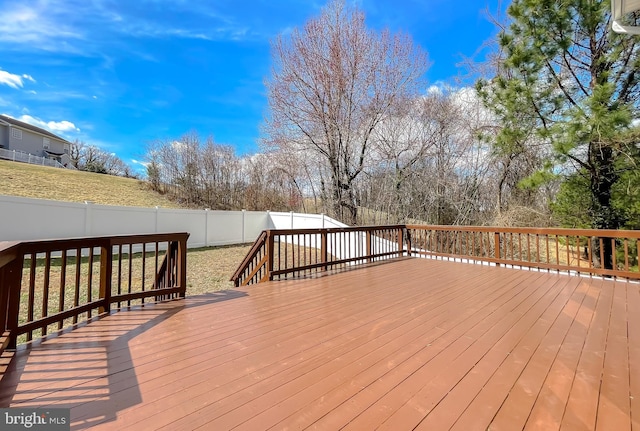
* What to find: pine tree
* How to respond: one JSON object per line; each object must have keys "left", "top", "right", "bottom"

{"left": 478, "top": 0, "right": 640, "bottom": 268}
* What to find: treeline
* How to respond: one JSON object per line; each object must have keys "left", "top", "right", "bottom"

{"left": 143, "top": 88, "right": 551, "bottom": 226}
{"left": 145, "top": 133, "right": 304, "bottom": 211}
{"left": 70, "top": 141, "right": 138, "bottom": 178}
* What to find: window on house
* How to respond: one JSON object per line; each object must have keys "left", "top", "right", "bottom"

{"left": 11, "top": 128, "right": 22, "bottom": 140}
{"left": 43, "top": 137, "right": 50, "bottom": 149}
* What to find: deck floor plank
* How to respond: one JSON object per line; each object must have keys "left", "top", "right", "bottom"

{"left": 444, "top": 276, "right": 589, "bottom": 431}
{"left": 268, "top": 268, "right": 531, "bottom": 431}
{"left": 627, "top": 282, "right": 640, "bottom": 431}
{"left": 377, "top": 273, "right": 577, "bottom": 431}
{"left": 342, "top": 271, "right": 554, "bottom": 431}
{"left": 560, "top": 276, "right": 615, "bottom": 430}
{"left": 159, "top": 261, "right": 510, "bottom": 431}
{"left": 0, "top": 258, "right": 636, "bottom": 431}
{"left": 596, "top": 279, "right": 631, "bottom": 431}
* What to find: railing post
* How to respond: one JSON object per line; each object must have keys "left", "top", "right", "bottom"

{"left": 266, "top": 231, "right": 275, "bottom": 281}
{"left": 99, "top": 242, "right": 113, "bottom": 314}
{"left": 321, "top": 229, "right": 328, "bottom": 271}
{"left": 178, "top": 237, "right": 187, "bottom": 297}
{"left": 397, "top": 228, "right": 404, "bottom": 257}
{"left": 405, "top": 228, "right": 412, "bottom": 257}
{"left": 3, "top": 254, "right": 24, "bottom": 350}
{"left": 494, "top": 231, "right": 501, "bottom": 266}
{"left": 366, "top": 230, "right": 373, "bottom": 263}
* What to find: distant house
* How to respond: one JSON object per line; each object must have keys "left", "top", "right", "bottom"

{"left": 0, "top": 114, "right": 72, "bottom": 166}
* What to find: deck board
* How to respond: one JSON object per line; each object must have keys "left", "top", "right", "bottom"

{"left": 0, "top": 258, "right": 637, "bottom": 430}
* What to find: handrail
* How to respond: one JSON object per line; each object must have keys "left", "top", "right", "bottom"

{"left": 232, "top": 225, "right": 406, "bottom": 286}
{"left": 231, "top": 231, "right": 268, "bottom": 284}
{"left": 0, "top": 232, "right": 189, "bottom": 355}
{"left": 406, "top": 224, "right": 640, "bottom": 238}
{"left": 407, "top": 225, "right": 640, "bottom": 280}
{"left": 232, "top": 224, "right": 640, "bottom": 286}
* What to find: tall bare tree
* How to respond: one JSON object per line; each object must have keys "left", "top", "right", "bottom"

{"left": 264, "top": 0, "right": 428, "bottom": 224}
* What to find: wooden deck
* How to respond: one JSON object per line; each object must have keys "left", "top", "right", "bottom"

{"left": 1, "top": 257, "right": 639, "bottom": 430}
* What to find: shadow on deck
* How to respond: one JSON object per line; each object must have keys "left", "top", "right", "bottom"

{"left": 0, "top": 290, "right": 247, "bottom": 430}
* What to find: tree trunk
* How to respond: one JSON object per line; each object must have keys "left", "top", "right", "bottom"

{"left": 590, "top": 145, "right": 619, "bottom": 270}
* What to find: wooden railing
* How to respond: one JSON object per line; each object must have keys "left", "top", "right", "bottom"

{"left": 230, "top": 231, "right": 269, "bottom": 286}
{"left": 231, "top": 226, "right": 405, "bottom": 286}
{"left": 232, "top": 225, "right": 640, "bottom": 286}
{"left": 0, "top": 232, "right": 189, "bottom": 356}
{"left": 407, "top": 225, "right": 640, "bottom": 279}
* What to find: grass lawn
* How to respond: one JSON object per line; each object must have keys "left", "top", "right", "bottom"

{"left": 186, "top": 244, "right": 251, "bottom": 293}
{"left": 0, "top": 159, "right": 181, "bottom": 208}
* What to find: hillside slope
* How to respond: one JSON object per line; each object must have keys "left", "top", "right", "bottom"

{"left": 0, "top": 160, "right": 182, "bottom": 208}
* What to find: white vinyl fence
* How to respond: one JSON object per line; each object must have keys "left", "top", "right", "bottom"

{"left": 0, "top": 195, "right": 345, "bottom": 247}
{"left": 0, "top": 148, "right": 73, "bottom": 169}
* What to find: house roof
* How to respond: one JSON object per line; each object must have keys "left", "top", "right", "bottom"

{"left": 0, "top": 114, "right": 72, "bottom": 144}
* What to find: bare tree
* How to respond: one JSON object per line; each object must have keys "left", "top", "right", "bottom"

{"left": 69, "top": 140, "right": 133, "bottom": 177}
{"left": 264, "top": 0, "right": 428, "bottom": 224}
{"left": 69, "top": 140, "right": 85, "bottom": 169}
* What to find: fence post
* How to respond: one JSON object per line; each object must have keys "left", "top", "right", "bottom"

{"left": 84, "top": 201, "right": 93, "bottom": 236}
{"left": 99, "top": 242, "right": 113, "bottom": 314}
{"left": 242, "top": 209, "right": 246, "bottom": 243}
{"left": 266, "top": 231, "right": 275, "bottom": 281}
{"left": 494, "top": 232, "right": 501, "bottom": 266}
{"left": 397, "top": 227, "right": 404, "bottom": 257}
{"left": 367, "top": 230, "right": 373, "bottom": 263}
{"left": 204, "top": 208, "right": 209, "bottom": 247}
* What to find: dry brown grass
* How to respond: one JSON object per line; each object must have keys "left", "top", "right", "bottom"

{"left": 0, "top": 159, "right": 181, "bottom": 208}
{"left": 186, "top": 244, "right": 252, "bottom": 293}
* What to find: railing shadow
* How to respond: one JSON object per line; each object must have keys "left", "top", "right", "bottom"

{"left": 0, "top": 289, "right": 247, "bottom": 429}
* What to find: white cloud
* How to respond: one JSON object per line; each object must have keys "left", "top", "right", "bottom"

{"left": 131, "top": 159, "right": 149, "bottom": 167}
{"left": 426, "top": 85, "right": 443, "bottom": 95}
{"left": 0, "top": 5, "right": 84, "bottom": 52}
{"left": 0, "top": 69, "right": 35, "bottom": 89}
{"left": 18, "top": 114, "right": 81, "bottom": 133}
{"left": 0, "top": 1, "right": 258, "bottom": 55}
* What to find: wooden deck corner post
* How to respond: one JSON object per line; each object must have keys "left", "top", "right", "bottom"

{"left": 178, "top": 236, "right": 188, "bottom": 298}
{"left": 266, "top": 231, "right": 275, "bottom": 281}
{"left": 405, "top": 227, "right": 412, "bottom": 257}
{"left": 366, "top": 230, "right": 373, "bottom": 263}
{"left": 397, "top": 228, "right": 404, "bottom": 257}
{"left": 494, "top": 232, "right": 501, "bottom": 267}
{"left": 99, "top": 242, "right": 113, "bottom": 314}
{"left": 3, "top": 253, "right": 24, "bottom": 350}
{"left": 321, "top": 229, "right": 328, "bottom": 271}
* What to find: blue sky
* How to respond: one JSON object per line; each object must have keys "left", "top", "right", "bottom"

{"left": 0, "top": 0, "right": 507, "bottom": 171}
